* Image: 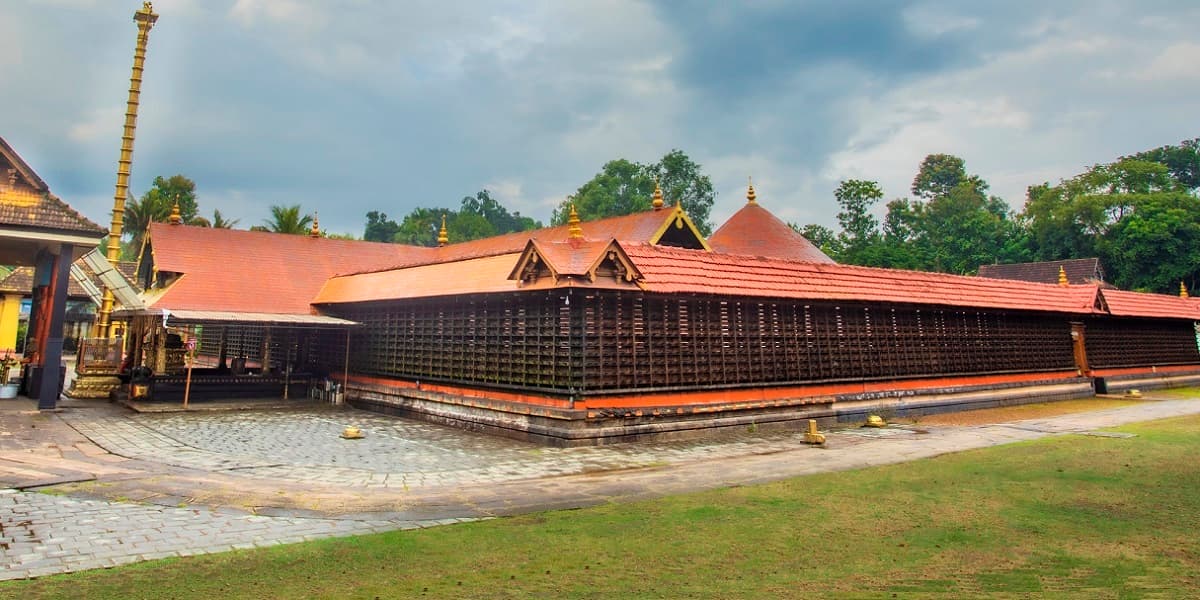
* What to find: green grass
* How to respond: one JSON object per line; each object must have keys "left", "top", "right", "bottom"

{"left": 7, "top": 416, "right": 1200, "bottom": 599}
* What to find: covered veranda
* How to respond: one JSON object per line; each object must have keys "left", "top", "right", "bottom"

{"left": 101, "top": 307, "right": 356, "bottom": 406}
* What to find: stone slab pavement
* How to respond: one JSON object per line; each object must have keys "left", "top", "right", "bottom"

{"left": 2, "top": 393, "right": 1199, "bottom": 581}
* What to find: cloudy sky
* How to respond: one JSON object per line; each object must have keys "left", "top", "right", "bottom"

{"left": 2, "top": 0, "right": 1197, "bottom": 236}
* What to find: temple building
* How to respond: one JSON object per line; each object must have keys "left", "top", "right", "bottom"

{"left": 0, "top": 135, "right": 107, "bottom": 407}
{"left": 107, "top": 181, "right": 1200, "bottom": 444}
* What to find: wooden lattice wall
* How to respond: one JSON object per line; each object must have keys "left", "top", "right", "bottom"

{"left": 1084, "top": 317, "right": 1200, "bottom": 369}
{"left": 328, "top": 290, "right": 1147, "bottom": 395}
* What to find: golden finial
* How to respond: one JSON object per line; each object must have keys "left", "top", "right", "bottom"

{"left": 310, "top": 211, "right": 320, "bottom": 237}
{"left": 1181, "top": 281, "right": 1189, "bottom": 298}
{"left": 437, "top": 214, "right": 449, "bottom": 246}
{"left": 651, "top": 178, "right": 664, "bottom": 210}
{"left": 168, "top": 198, "right": 182, "bottom": 225}
{"left": 747, "top": 176, "right": 757, "bottom": 205}
{"left": 1058, "top": 265, "right": 1068, "bottom": 286}
{"left": 567, "top": 204, "right": 583, "bottom": 239}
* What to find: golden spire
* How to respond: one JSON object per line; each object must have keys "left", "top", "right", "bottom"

{"left": 310, "top": 211, "right": 321, "bottom": 237}
{"left": 96, "top": 0, "right": 159, "bottom": 338}
{"left": 437, "top": 214, "right": 449, "bottom": 246}
{"left": 1058, "top": 266, "right": 1068, "bottom": 287}
{"left": 1181, "top": 281, "right": 1189, "bottom": 298}
{"left": 567, "top": 204, "right": 583, "bottom": 239}
{"left": 651, "top": 179, "right": 664, "bottom": 210}
{"left": 168, "top": 198, "right": 182, "bottom": 224}
{"left": 747, "top": 176, "right": 757, "bottom": 205}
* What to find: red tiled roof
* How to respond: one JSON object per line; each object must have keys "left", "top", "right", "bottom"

{"left": 0, "top": 136, "right": 106, "bottom": 236}
{"left": 342, "top": 207, "right": 693, "bottom": 275}
{"left": 1099, "top": 288, "right": 1200, "bottom": 320}
{"left": 146, "top": 223, "right": 422, "bottom": 314}
{"left": 624, "top": 244, "right": 1103, "bottom": 315}
{"left": 708, "top": 202, "right": 835, "bottom": 264}
{"left": 978, "top": 258, "right": 1105, "bottom": 285}
{"left": 315, "top": 253, "right": 525, "bottom": 304}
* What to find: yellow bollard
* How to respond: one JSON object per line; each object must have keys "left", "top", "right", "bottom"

{"left": 803, "top": 419, "right": 826, "bottom": 445}
{"left": 865, "top": 414, "right": 887, "bottom": 428}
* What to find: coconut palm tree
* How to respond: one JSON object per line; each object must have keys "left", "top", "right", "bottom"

{"left": 263, "top": 204, "right": 312, "bottom": 234}
{"left": 211, "top": 209, "right": 240, "bottom": 229}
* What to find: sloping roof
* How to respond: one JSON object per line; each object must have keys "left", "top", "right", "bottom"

{"left": 144, "top": 223, "right": 421, "bottom": 314}
{"left": 0, "top": 136, "right": 106, "bottom": 236}
{"left": 341, "top": 206, "right": 704, "bottom": 276}
{"left": 708, "top": 202, "right": 835, "bottom": 264}
{"left": 0, "top": 261, "right": 138, "bottom": 298}
{"left": 314, "top": 253, "right": 525, "bottom": 304}
{"left": 978, "top": 258, "right": 1105, "bottom": 285}
{"left": 1099, "top": 288, "right": 1200, "bottom": 320}
{"left": 623, "top": 244, "right": 1103, "bottom": 315}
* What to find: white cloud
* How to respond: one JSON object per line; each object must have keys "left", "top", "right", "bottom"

{"left": 67, "top": 107, "right": 122, "bottom": 143}
{"left": 228, "top": 0, "right": 326, "bottom": 30}
{"left": 1140, "top": 42, "right": 1200, "bottom": 82}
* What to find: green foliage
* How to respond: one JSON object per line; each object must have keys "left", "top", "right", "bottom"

{"left": 263, "top": 204, "right": 313, "bottom": 235}
{"left": 789, "top": 222, "right": 843, "bottom": 257}
{"left": 1022, "top": 146, "right": 1199, "bottom": 293}
{"left": 123, "top": 175, "right": 203, "bottom": 250}
{"left": 386, "top": 190, "right": 543, "bottom": 247}
{"left": 833, "top": 179, "right": 883, "bottom": 264}
{"left": 822, "top": 158, "right": 1025, "bottom": 274}
{"left": 553, "top": 150, "right": 716, "bottom": 235}
{"left": 363, "top": 211, "right": 400, "bottom": 242}
{"left": 210, "top": 209, "right": 239, "bottom": 229}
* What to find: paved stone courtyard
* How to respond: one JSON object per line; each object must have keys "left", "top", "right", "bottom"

{"left": 3, "top": 395, "right": 1200, "bottom": 581}
{"left": 63, "top": 407, "right": 830, "bottom": 490}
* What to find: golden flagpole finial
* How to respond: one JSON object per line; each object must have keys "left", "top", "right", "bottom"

{"left": 651, "top": 178, "right": 664, "bottom": 210}
{"left": 437, "top": 213, "right": 449, "bottom": 246}
{"left": 747, "top": 176, "right": 757, "bottom": 205}
{"left": 1058, "top": 266, "right": 1068, "bottom": 287}
{"left": 567, "top": 204, "right": 583, "bottom": 240}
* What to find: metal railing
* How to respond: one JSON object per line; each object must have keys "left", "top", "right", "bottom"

{"left": 75, "top": 337, "right": 124, "bottom": 374}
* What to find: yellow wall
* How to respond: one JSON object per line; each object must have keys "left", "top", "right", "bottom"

{"left": 0, "top": 293, "right": 21, "bottom": 353}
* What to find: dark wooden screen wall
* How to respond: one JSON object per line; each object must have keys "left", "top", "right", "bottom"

{"left": 321, "top": 289, "right": 1200, "bottom": 396}
{"left": 1084, "top": 318, "right": 1200, "bottom": 369}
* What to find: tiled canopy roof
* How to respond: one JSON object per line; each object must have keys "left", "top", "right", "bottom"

{"left": 144, "top": 223, "right": 419, "bottom": 315}
{"left": 0, "top": 136, "right": 106, "bottom": 236}
{"left": 978, "top": 258, "right": 1105, "bottom": 285}
{"left": 1100, "top": 288, "right": 1200, "bottom": 320}
{"left": 0, "top": 261, "right": 137, "bottom": 299}
{"left": 708, "top": 202, "right": 835, "bottom": 263}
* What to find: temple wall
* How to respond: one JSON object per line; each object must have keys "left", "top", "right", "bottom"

{"left": 324, "top": 290, "right": 1200, "bottom": 445}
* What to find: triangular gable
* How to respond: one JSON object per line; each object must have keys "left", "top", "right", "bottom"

{"left": 508, "top": 239, "right": 560, "bottom": 284}
{"left": 0, "top": 136, "right": 50, "bottom": 192}
{"left": 648, "top": 204, "right": 711, "bottom": 251}
{"left": 508, "top": 238, "right": 642, "bottom": 287}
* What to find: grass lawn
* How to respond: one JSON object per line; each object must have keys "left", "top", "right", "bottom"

{"left": 6, "top": 415, "right": 1199, "bottom": 599}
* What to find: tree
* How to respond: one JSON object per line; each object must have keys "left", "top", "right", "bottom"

{"left": 1124, "top": 138, "right": 1200, "bottom": 191}
{"left": 395, "top": 208, "right": 442, "bottom": 246}
{"left": 364, "top": 211, "right": 401, "bottom": 242}
{"left": 210, "top": 209, "right": 239, "bottom": 229}
{"left": 790, "top": 222, "right": 843, "bottom": 258}
{"left": 459, "top": 190, "right": 541, "bottom": 234}
{"left": 647, "top": 149, "right": 716, "bottom": 236}
{"left": 553, "top": 159, "right": 654, "bottom": 225}
{"left": 552, "top": 150, "right": 716, "bottom": 235}
{"left": 911, "top": 154, "right": 980, "bottom": 200}
{"left": 833, "top": 179, "right": 883, "bottom": 264}
{"left": 263, "top": 204, "right": 312, "bottom": 235}
{"left": 1022, "top": 150, "right": 1199, "bottom": 293}
{"left": 124, "top": 175, "right": 203, "bottom": 251}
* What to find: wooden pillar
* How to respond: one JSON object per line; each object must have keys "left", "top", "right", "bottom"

{"left": 37, "top": 245, "right": 73, "bottom": 409}
{"left": 261, "top": 328, "right": 272, "bottom": 373}
{"left": 1069, "top": 321, "right": 1089, "bottom": 375}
